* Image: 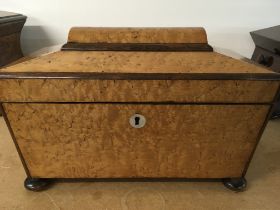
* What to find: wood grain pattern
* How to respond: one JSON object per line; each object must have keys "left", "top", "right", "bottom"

{"left": 3, "top": 103, "right": 269, "bottom": 178}
{"left": 1, "top": 51, "right": 275, "bottom": 74}
{"left": 67, "top": 27, "right": 208, "bottom": 44}
{"left": 0, "top": 79, "right": 278, "bottom": 103}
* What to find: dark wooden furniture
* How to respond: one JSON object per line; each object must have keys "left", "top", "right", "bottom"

{"left": 0, "top": 11, "right": 26, "bottom": 116}
{"left": 251, "top": 26, "right": 280, "bottom": 118}
{"left": 0, "top": 11, "right": 26, "bottom": 67}
{"left": 0, "top": 27, "right": 279, "bottom": 192}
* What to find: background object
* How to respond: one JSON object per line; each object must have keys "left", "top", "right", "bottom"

{"left": 251, "top": 25, "right": 280, "bottom": 119}
{"left": 0, "top": 11, "right": 26, "bottom": 116}
{"left": 0, "top": 11, "right": 26, "bottom": 67}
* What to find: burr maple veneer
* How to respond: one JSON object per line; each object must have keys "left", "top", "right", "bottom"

{"left": 0, "top": 27, "right": 280, "bottom": 191}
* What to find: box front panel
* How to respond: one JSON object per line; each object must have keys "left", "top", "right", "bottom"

{"left": 3, "top": 103, "right": 269, "bottom": 178}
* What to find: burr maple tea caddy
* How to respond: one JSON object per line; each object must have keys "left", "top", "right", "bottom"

{"left": 0, "top": 27, "right": 279, "bottom": 192}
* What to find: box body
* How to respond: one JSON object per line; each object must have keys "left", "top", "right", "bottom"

{"left": 1, "top": 103, "right": 270, "bottom": 178}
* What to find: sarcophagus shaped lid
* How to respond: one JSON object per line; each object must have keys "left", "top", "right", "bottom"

{"left": 0, "top": 27, "right": 279, "bottom": 81}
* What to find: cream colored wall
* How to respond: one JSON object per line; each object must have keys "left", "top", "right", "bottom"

{"left": 1, "top": 0, "right": 280, "bottom": 57}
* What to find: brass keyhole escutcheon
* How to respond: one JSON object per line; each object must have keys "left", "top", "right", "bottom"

{"left": 129, "top": 114, "right": 146, "bottom": 128}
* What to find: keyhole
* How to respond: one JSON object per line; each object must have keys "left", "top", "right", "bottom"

{"left": 134, "top": 116, "right": 140, "bottom": 125}
{"left": 129, "top": 114, "right": 146, "bottom": 128}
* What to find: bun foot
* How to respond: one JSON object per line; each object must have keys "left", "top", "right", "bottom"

{"left": 223, "top": 177, "right": 247, "bottom": 192}
{"left": 24, "top": 178, "right": 51, "bottom": 191}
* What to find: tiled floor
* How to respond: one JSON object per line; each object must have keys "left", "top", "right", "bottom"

{"left": 0, "top": 117, "right": 279, "bottom": 210}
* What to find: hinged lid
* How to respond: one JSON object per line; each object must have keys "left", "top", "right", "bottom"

{"left": 0, "top": 27, "right": 280, "bottom": 80}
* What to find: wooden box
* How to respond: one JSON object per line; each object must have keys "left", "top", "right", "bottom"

{"left": 0, "top": 27, "right": 279, "bottom": 191}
